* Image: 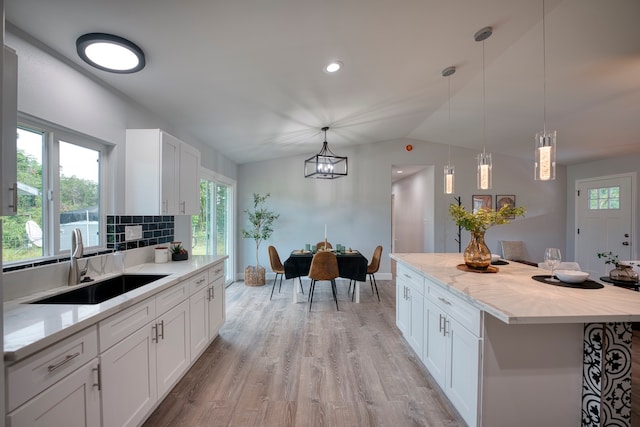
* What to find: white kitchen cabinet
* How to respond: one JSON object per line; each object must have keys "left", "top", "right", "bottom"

{"left": 156, "top": 298, "right": 191, "bottom": 398}
{"left": 395, "top": 264, "right": 423, "bottom": 356}
{"left": 209, "top": 276, "right": 225, "bottom": 338}
{"left": 423, "top": 279, "right": 481, "bottom": 427}
{"left": 7, "top": 358, "right": 101, "bottom": 427}
{"left": 100, "top": 321, "right": 157, "bottom": 427}
{"left": 125, "top": 129, "right": 201, "bottom": 215}
{"left": 189, "top": 263, "right": 225, "bottom": 361}
{"left": 2, "top": 46, "right": 18, "bottom": 216}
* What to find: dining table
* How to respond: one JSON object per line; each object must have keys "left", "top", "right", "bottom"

{"left": 283, "top": 249, "right": 369, "bottom": 303}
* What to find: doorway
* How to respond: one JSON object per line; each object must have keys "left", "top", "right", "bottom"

{"left": 575, "top": 173, "right": 636, "bottom": 279}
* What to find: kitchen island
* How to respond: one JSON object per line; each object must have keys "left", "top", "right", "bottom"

{"left": 391, "top": 253, "right": 640, "bottom": 427}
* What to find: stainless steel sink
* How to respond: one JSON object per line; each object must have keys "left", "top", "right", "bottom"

{"left": 29, "top": 274, "right": 168, "bottom": 304}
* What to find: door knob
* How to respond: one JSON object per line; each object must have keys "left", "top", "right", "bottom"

{"left": 622, "top": 241, "right": 630, "bottom": 246}
{"left": 625, "top": 233, "right": 630, "bottom": 238}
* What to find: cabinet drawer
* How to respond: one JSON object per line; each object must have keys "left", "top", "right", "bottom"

{"left": 99, "top": 297, "right": 156, "bottom": 351}
{"left": 188, "top": 271, "right": 208, "bottom": 295}
{"left": 398, "top": 264, "right": 425, "bottom": 296}
{"left": 7, "top": 325, "right": 98, "bottom": 412}
{"left": 208, "top": 263, "right": 224, "bottom": 283}
{"left": 427, "top": 279, "right": 481, "bottom": 337}
{"left": 156, "top": 280, "right": 189, "bottom": 316}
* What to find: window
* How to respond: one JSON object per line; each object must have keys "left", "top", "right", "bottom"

{"left": 192, "top": 169, "right": 235, "bottom": 283}
{"left": 588, "top": 186, "right": 620, "bottom": 210}
{"left": 1, "top": 121, "right": 109, "bottom": 264}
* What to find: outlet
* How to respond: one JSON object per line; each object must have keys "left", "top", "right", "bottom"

{"left": 125, "top": 225, "right": 143, "bottom": 241}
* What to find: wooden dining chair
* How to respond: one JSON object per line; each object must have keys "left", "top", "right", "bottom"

{"left": 349, "top": 245, "right": 382, "bottom": 302}
{"left": 268, "top": 246, "right": 285, "bottom": 300}
{"left": 307, "top": 251, "right": 340, "bottom": 311}
{"left": 316, "top": 241, "right": 332, "bottom": 251}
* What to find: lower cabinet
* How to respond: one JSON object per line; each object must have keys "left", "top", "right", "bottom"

{"left": 189, "top": 265, "right": 225, "bottom": 361}
{"left": 156, "top": 299, "right": 191, "bottom": 398}
{"left": 396, "top": 264, "right": 424, "bottom": 356}
{"left": 7, "top": 358, "right": 101, "bottom": 427}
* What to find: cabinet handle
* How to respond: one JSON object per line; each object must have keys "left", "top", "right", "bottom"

{"left": 437, "top": 296, "right": 452, "bottom": 306}
{"left": 196, "top": 277, "right": 205, "bottom": 285}
{"left": 8, "top": 183, "right": 17, "bottom": 213}
{"left": 158, "top": 320, "right": 165, "bottom": 340}
{"left": 439, "top": 314, "right": 445, "bottom": 333}
{"left": 211, "top": 286, "right": 215, "bottom": 300}
{"left": 93, "top": 365, "right": 102, "bottom": 390}
{"left": 407, "top": 288, "right": 411, "bottom": 300}
{"left": 444, "top": 318, "right": 450, "bottom": 336}
{"left": 47, "top": 351, "right": 81, "bottom": 372}
{"left": 180, "top": 201, "right": 186, "bottom": 214}
{"left": 152, "top": 324, "right": 158, "bottom": 342}
{"left": 207, "top": 287, "right": 213, "bottom": 301}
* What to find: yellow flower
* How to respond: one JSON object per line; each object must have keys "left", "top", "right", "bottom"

{"left": 449, "top": 203, "right": 526, "bottom": 233}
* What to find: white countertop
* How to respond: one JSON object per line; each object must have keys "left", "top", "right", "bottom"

{"left": 3, "top": 255, "right": 227, "bottom": 362}
{"left": 390, "top": 253, "right": 640, "bottom": 324}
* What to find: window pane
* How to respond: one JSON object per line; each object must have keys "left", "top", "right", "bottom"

{"left": 216, "top": 183, "right": 229, "bottom": 256}
{"left": 192, "top": 179, "right": 212, "bottom": 256}
{"left": 1, "top": 127, "right": 45, "bottom": 262}
{"left": 59, "top": 141, "right": 100, "bottom": 250}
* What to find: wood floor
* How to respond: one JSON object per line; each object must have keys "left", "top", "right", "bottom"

{"left": 143, "top": 279, "right": 464, "bottom": 426}
{"left": 145, "top": 279, "right": 640, "bottom": 427}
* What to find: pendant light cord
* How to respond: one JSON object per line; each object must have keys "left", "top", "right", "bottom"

{"left": 448, "top": 73, "right": 452, "bottom": 166}
{"left": 482, "top": 39, "right": 487, "bottom": 154}
{"left": 542, "top": 0, "right": 547, "bottom": 134}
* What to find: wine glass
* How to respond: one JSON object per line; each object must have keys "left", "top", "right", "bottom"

{"left": 544, "top": 248, "right": 562, "bottom": 282}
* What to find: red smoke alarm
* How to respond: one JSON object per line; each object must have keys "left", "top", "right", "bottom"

{"left": 406, "top": 144, "right": 413, "bottom": 151}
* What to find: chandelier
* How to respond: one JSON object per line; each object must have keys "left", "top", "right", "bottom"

{"left": 304, "top": 127, "right": 348, "bottom": 179}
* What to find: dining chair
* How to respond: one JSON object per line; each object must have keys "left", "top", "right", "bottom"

{"left": 316, "top": 241, "right": 333, "bottom": 250}
{"left": 268, "top": 246, "right": 285, "bottom": 300}
{"left": 349, "top": 245, "right": 382, "bottom": 302}
{"left": 307, "top": 251, "right": 340, "bottom": 311}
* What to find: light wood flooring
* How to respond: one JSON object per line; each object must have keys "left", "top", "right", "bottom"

{"left": 145, "top": 279, "right": 640, "bottom": 427}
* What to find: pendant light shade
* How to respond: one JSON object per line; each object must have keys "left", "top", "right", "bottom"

{"left": 475, "top": 26, "right": 493, "bottom": 190}
{"left": 535, "top": 0, "right": 557, "bottom": 181}
{"left": 304, "top": 127, "right": 348, "bottom": 179}
{"left": 477, "top": 150, "right": 492, "bottom": 190}
{"left": 442, "top": 65, "right": 456, "bottom": 194}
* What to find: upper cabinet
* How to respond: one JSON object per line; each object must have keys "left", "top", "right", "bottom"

{"left": 125, "top": 129, "right": 201, "bottom": 216}
{"left": 2, "top": 46, "right": 18, "bottom": 216}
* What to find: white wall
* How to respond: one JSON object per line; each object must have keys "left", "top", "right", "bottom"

{"left": 237, "top": 138, "right": 567, "bottom": 278}
{"left": 392, "top": 167, "right": 434, "bottom": 253}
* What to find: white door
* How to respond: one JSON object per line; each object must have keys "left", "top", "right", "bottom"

{"left": 575, "top": 174, "right": 635, "bottom": 279}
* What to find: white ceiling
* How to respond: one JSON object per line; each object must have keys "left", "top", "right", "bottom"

{"left": 5, "top": 0, "right": 640, "bottom": 165}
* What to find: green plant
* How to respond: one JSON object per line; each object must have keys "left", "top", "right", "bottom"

{"left": 241, "top": 193, "right": 279, "bottom": 268}
{"left": 597, "top": 251, "right": 625, "bottom": 268}
{"left": 449, "top": 203, "right": 526, "bottom": 233}
{"left": 170, "top": 242, "right": 187, "bottom": 254}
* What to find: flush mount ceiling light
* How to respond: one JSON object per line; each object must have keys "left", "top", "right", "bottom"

{"left": 304, "top": 127, "right": 348, "bottom": 179}
{"left": 534, "top": 0, "right": 557, "bottom": 181}
{"left": 475, "top": 26, "right": 493, "bottom": 190}
{"left": 76, "top": 33, "right": 145, "bottom": 73}
{"left": 324, "top": 61, "right": 343, "bottom": 73}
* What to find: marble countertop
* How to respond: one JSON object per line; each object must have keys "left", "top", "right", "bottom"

{"left": 4, "top": 255, "right": 227, "bottom": 362}
{"left": 390, "top": 253, "right": 640, "bottom": 325}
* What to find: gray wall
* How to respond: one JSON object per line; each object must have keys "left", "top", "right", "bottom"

{"left": 237, "top": 139, "right": 568, "bottom": 278}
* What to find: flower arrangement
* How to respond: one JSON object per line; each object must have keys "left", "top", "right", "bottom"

{"left": 597, "top": 251, "right": 624, "bottom": 268}
{"left": 449, "top": 203, "right": 526, "bottom": 233}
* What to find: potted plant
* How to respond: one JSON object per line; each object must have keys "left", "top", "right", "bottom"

{"left": 597, "top": 251, "right": 639, "bottom": 282}
{"left": 449, "top": 203, "right": 526, "bottom": 270}
{"left": 170, "top": 241, "right": 188, "bottom": 261}
{"left": 241, "top": 193, "right": 280, "bottom": 286}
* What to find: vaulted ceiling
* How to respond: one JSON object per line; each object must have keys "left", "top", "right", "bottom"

{"left": 5, "top": 0, "right": 640, "bottom": 165}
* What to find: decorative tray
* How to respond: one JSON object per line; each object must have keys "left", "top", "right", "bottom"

{"left": 491, "top": 260, "right": 509, "bottom": 266}
{"left": 456, "top": 264, "right": 498, "bottom": 273}
{"left": 532, "top": 275, "right": 603, "bottom": 289}
{"left": 600, "top": 277, "right": 639, "bottom": 289}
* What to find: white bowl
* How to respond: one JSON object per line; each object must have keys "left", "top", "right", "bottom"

{"left": 555, "top": 269, "right": 589, "bottom": 283}
{"left": 491, "top": 254, "right": 501, "bottom": 263}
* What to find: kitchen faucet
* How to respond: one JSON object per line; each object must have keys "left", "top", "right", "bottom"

{"left": 68, "top": 228, "right": 87, "bottom": 285}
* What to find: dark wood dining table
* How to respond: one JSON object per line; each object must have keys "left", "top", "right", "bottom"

{"left": 283, "top": 250, "right": 369, "bottom": 303}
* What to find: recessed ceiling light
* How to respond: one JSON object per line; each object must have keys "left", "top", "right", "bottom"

{"left": 76, "top": 33, "right": 145, "bottom": 74}
{"left": 324, "top": 61, "right": 343, "bottom": 73}
{"left": 397, "top": 170, "right": 404, "bottom": 174}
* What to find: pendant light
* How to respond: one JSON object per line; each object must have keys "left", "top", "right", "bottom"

{"left": 475, "top": 26, "right": 493, "bottom": 190}
{"left": 304, "top": 127, "right": 348, "bottom": 179}
{"left": 442, "top": 66, "right": 456, "bottom": 194}
{"left": 534, "top": 0, "right": 556, "bottom": 181}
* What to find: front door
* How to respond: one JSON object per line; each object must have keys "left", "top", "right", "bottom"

{"left": 575, "top": 174, "right": 635, "bottom": 279}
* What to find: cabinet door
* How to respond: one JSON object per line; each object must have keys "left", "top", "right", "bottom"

{"left": 7, "top": 359, "right": 101, "bottom": 427}
{"left": 100, "top": 323, "right": 157, "bottom": 427}
{"left": 396, "top": 282, "right": 411, "bottom": 337}
{"left": 208, "top": 278, "right": 225, "bottom": 339}
{"left": 190, "top": 286, "right": 209, "bottom": 360}
{"left": 178, "top": 142, "right": 200, "bottom": 215}
{"left": 423, "top": 298, "right": 447, "bottom": 388}
{"left": 408, "top": 286, "right": 424, "bottom": 355}
{"left": 156, "top": 298, "right": 191, "bottom": 398}
{"left": 446, "top": 316, "right": 480, "bottom": 427}
{"left": 161, "top": 132, "right": 180, "bottom": 214}
{"left": 2, "top": 46, "right": 17, "bottom": 216}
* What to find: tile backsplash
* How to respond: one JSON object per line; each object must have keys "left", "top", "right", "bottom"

{"left": 107, "top": 215, "right": 175, "bottom": 250}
